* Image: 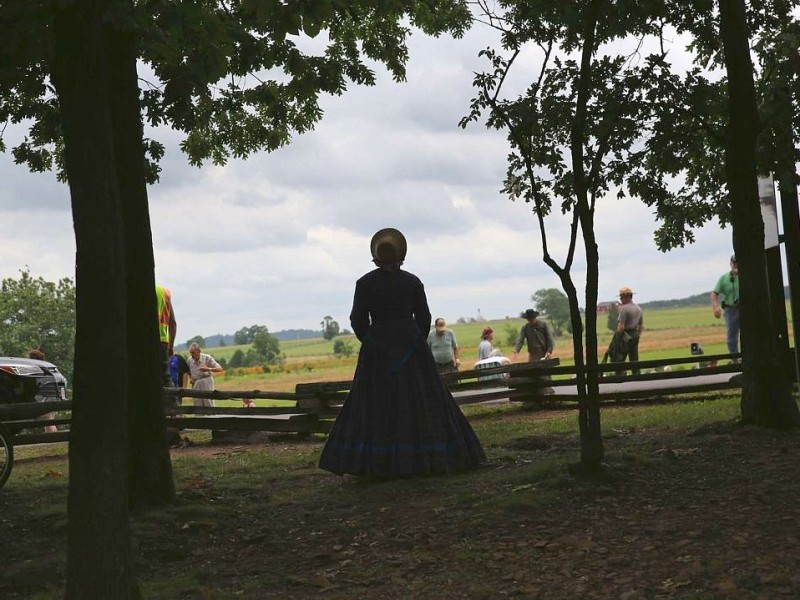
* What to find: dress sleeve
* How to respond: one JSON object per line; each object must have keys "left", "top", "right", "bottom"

{"left": 349, "top": 279, "right": 369, "bottom": 342}
{"left": 413, "top": 280, "right": 432, "bottom": 336}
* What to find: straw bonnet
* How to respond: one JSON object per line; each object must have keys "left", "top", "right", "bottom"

{"left": 619, "top": 286, "right": 634, "bottom": 296}
{"left": 370, "top": 228, "right": 407, "bottom": 263}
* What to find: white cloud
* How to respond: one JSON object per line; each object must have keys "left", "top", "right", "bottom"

{"left": 0, "top": 22, "right": 746, "bottom": 341}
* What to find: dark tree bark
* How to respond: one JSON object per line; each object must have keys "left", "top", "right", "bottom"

{"left": 771, "top": 47, "right": 800, "bottom": 385}
{"left": 52, "top": 0, "right": 141, "bottom": 596}
{"left": 103, "top": 9, "right": 176, "bottom": 511}
{"left": 570, "top": 0, "right": 605, "bottom": 470}
{"left": 718, "top": 0, "right": 800, "bottom": 428}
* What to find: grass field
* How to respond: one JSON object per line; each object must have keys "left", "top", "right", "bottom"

{"left": 199, "top": 303, "right": 747, "bottom": 393}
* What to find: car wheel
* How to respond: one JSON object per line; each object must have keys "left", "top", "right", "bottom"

{"left": 0, "top": 423, "right": 13, "bottom": 490}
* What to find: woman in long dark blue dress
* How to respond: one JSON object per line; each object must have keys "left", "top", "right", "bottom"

{"left": 319, "top": 228, "right": 485, "bottom": 477}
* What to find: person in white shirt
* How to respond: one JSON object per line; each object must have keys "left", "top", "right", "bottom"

{"left": 187, "top": 342, "right": 223, "bottom": 407}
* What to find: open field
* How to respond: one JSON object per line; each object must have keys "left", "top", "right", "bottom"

{"left": 204, "top": 304, "right": 746, "bottom": 394}
{"left": 205, "top": 304, "right": 730, "bottom": 361}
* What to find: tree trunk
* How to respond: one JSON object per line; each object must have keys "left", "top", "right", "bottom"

{"left": 718, "top": 0, "right": 800, "bottom": 428}
{"left": 52, "top": 0, "right": 141, "bottom": 597}
{"left": 103, "top": 9, "right": 176, "bottom": 511}
{"left": 570, "top": 0, "right": 605, "bottom": 469}
{"left": 771, "top": 65, "right": 800, "bottom": 387}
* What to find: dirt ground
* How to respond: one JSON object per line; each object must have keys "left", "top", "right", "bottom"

{"left": 3, "top": 411, "right": 800, "bottom": 599}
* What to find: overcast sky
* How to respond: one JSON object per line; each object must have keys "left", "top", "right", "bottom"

{"left": 0, "top": 22, "right": 745, "bottom": 343}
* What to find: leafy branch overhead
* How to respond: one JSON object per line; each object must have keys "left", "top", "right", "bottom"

{"left": 462, "top": 0, "right": 800, "bottom": 253}
{"left": 0, "top": 0, "right": 472, "bottom": 180}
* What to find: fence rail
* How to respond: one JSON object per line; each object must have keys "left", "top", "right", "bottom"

{"left": 1, "top": 354, "right": 745, "bottom": 444}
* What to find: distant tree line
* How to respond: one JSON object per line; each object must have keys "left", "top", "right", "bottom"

{"left": 639, "top": 293, "right": 710, "bottom": 310}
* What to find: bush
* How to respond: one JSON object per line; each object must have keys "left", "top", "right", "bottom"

{"left": 333, "top": 339, "right": 354, "bottom": 358}
{"left": 504, "top": 324, "right": 519, "bottom": 348}
{"left": 229, "top": 349, "right": 245, "bottom": 368}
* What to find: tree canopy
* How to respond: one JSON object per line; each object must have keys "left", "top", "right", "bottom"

{"left": 233, "top": 324, "right": 270, "bottom": 345}
{"left": 0, "top": 1, "right": 475, "bottom": 595}
{"left": 462, "top": 0, "right": 800, "bottom": 465}
{"left": 252, "top": 328, "right": 280, "bottom": 364}
{"left": 186, "top": 334, "right": 205, "bottom": 348}
{"left": 321, "top": 315, "right": 340, "bottom": 340}
{"left": 0, "top": 269, "right": 75, "bottom": 380}
{"left": 2, "top": 0, "right": 472, "bottom": 179}
{"left": 532, "top": 288, "right": 570, "bottom": 336}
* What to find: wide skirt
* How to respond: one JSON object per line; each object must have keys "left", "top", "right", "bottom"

{"left": 319, "top": 326, "right": 485, "bottom": 477}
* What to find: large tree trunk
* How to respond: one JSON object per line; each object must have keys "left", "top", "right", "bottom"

{"left": 52, "top": 0, "right": 140, "bottom": 597}
{"left": 104, "top": 7, "right": 176, "bottom": 511}
{"left": 771, "top": 53, "right": 800, "bottom": 386}
{"left": 718, "top": 0, "right": 800, "bottom": 428}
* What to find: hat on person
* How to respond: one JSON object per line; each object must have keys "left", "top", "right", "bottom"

{"left": 370, "top": 228, "right": 407, "bottom": 264}
{"left": 730, "top": 254, "right": 737, "bottom": 263}
{"left": 619, "top": 286, "right": 634, "bottom": 296}
{"left": 482, "top": 327, "right": 493, "bottom": 337}
{"left": 522, "top": 309, "right": 539, "bottom": 319}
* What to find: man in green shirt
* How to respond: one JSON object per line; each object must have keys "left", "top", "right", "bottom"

{"left": 710, "top": 255, "right": 740, "bottom": 356}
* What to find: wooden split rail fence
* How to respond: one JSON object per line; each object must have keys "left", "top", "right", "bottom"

{"left": 1, "top": 354, "right": 745, "bottom": 444}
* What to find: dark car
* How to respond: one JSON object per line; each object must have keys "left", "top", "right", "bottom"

{"left": 0, "top": 357, "right": 68, "bottom": 405}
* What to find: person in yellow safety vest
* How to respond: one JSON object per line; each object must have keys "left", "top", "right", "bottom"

{"left": 156, "top": 285, "right": 177, "bottom": 387}
{"left": 157, "top": 285, "right": 184, "bottom": 446}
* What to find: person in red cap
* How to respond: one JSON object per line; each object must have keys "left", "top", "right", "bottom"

{"left": 478, "top": 327, "right": 497, "bottom": 361}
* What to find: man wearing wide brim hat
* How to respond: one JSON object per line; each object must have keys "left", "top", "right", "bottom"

{"left": 511, "top": 308, "right": 555, "bottom": 394}
{"left": 512, "top": 309, "right": 554, "bottom": 362}
{"left": 710, "top": 255, "right": 740, "bottom": 357}
{"left": 615, "top": 286, "right": 644, "bottom": 373}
